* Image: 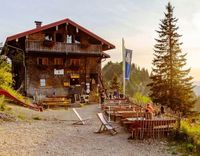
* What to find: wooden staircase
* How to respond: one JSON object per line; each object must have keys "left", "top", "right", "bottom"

{"left": 41, "top": 97, "right": 70, "bottom": 109}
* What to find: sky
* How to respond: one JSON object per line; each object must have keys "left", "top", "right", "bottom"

{"left": 1, "top": 0, "right": 200, "bottom": 82}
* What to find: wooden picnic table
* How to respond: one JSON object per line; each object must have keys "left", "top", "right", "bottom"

{"left": 103, "top": 105, "right": 133, "bottom": 110}
{"left": 123, "top": 118, "right": 177, "bottom": 139}
{"left": 106, "top": 98, "right": 129, "bottom": 104}
{"left": 114, "top": 111, "right": 145, "bottom": 121}
{"left": 105, "top": 110, "right": 145, "bottom": 121}
{"left": 103, "top": 104, "right": 144, "bottom": 113}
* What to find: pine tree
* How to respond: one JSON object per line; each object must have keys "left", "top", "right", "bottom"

{"left": 148, "top": 3, "right": 195, "bottom": 118}
{"left": 110, "top": 74, "right": 120, "bottom": 91}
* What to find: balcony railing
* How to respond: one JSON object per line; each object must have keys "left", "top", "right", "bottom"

{"left": 25, "top": 40, "right": 102, "bottom": 53}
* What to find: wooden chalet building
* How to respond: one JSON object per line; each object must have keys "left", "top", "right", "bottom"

{"left": 2, "top": 19, "right": 115, "bottom": 100}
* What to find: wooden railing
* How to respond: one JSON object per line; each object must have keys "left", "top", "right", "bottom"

{"left": 25, "top": 40, "right": 102, "bottom": 53}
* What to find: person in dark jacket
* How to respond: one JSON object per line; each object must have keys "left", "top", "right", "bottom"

{"left": 100, "top": 90, "right": 105, "bottom": 104}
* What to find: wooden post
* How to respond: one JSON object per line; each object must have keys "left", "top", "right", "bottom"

{"left": 85, "top": 57, "right": 87, "bottom": 91}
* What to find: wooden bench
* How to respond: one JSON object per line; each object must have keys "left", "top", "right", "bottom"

{"left": 42, "top": 97, "right": 70, "bottom": 109}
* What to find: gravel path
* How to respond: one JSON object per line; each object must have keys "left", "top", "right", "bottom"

{"left": 0, "top": 104, "right": 176, "bottom": 156}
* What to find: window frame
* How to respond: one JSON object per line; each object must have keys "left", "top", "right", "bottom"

{"left": 54, "top": 58, "right": 64, "bottom": 66}
{"left": 37, "top": 57, "right": 49, "bottom": 65}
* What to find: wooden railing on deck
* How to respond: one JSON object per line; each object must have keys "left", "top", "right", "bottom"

{"left": 25, "top": 40, "right": 102, "bottom": 53}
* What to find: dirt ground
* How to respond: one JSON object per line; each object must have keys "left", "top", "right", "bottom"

{"left": 0, "top": 104, "right": 178, "bottom": 156}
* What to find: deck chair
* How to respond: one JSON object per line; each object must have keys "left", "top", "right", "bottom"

{"left": 96, "top": 113, "right": 117, "bottom": 135}
{"left": 72, "top": 108, "right": 89, "bottom": 125}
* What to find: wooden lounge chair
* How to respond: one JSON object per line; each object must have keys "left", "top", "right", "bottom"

{"left": 96, "top": 113, "right": 117, "bottom": 135}
{"left": 72, "top": 108, "right": 89, "bottom": 125}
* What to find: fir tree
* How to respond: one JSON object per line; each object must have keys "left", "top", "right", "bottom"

{"left": 110, "top": 74, "right": 120, "bottom": 91}
{"left": 148, "top": 3, "right": 195, "bottom": 119}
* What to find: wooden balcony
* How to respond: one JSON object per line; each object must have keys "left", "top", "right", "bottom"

{"left": 25, "top": 40, "right": 102, "bottom": 53}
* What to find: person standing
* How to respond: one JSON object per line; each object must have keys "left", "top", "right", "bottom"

{"left": 100, "top": 90, "right": 105, "bottom": 104}
{"left": 113, "top": 89, "right": 119, "bottom": 99}
{"left": 160, "top": 106, "right": 165, "bottom": 114}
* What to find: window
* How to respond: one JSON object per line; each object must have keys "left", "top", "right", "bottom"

{"left": 56, "top": 33, "right": 63, "bottom": 42}
{"left": 70, "top": 59, "right": 80, "bottom": 66}
{"left": 75, "top": 39, "right": 80, "bottom": 44}
{"left": 45, "top": 34, "right": 53, "bottom": 41}
{"left": 37, "top": 57, "right": 48, "bottom": 65}
{"left": 69, "top": 59, "right": 80, "bottom": 70}
{"left": 67, "top": 35, "right": 72, "bottom": 43}
{"left": 54, "top": 58, "right": 64, "bottom": 65}
{"left": 40, "top": 79, "right": 46, "bottom": 87}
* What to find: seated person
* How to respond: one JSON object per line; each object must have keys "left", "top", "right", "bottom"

{"left": 145, "top": 103, "right": 154, "bottom": 119}
{"left": 146, "top": 103, "right": 154, "bottom": 113}
{"left": 144, "top": 111, "right": 153, "bottom": 119}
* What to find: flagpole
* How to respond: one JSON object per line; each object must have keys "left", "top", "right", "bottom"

{"left": 122, "top": 38, "right": 125, "bottom": 98}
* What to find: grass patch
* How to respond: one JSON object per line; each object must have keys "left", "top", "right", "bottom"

{"left": 168, "top": 120, "right": 200, "bottom": 155}
{"left": 0, "top": 95, "right": 6, "bottom": 111}
{"left": 17, "top": 113, "right": 27, "bottom": 121}
{"left": 32, "top": 116, "right": 42, "bottom": 120}
{"left": 0, "top": 95, "right": 12, "bottom": 111}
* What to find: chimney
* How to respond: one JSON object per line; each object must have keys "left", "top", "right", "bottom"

{"left": 34, "top": 21, "right": 42, "bottom": 28}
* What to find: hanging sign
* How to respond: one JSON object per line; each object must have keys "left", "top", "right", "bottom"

{"left": 54, "top": 69, "right": 64, "bottom": 75}
{"left": 70, "top": 74, "right": 80, "bottom": 78}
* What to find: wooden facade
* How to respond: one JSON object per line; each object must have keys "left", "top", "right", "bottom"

{"left": 3, "top": 19, "right": 115, "bottom": 100}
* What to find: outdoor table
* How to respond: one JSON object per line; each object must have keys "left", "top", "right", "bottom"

{"left": 104, "top": 105, "right": 133, "bottom": 110}
{"left": 114, "top": 111, "right": 145, "bottom": 121}
{"left": 106, "top": 99, "right": 129, "bottom": 105}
